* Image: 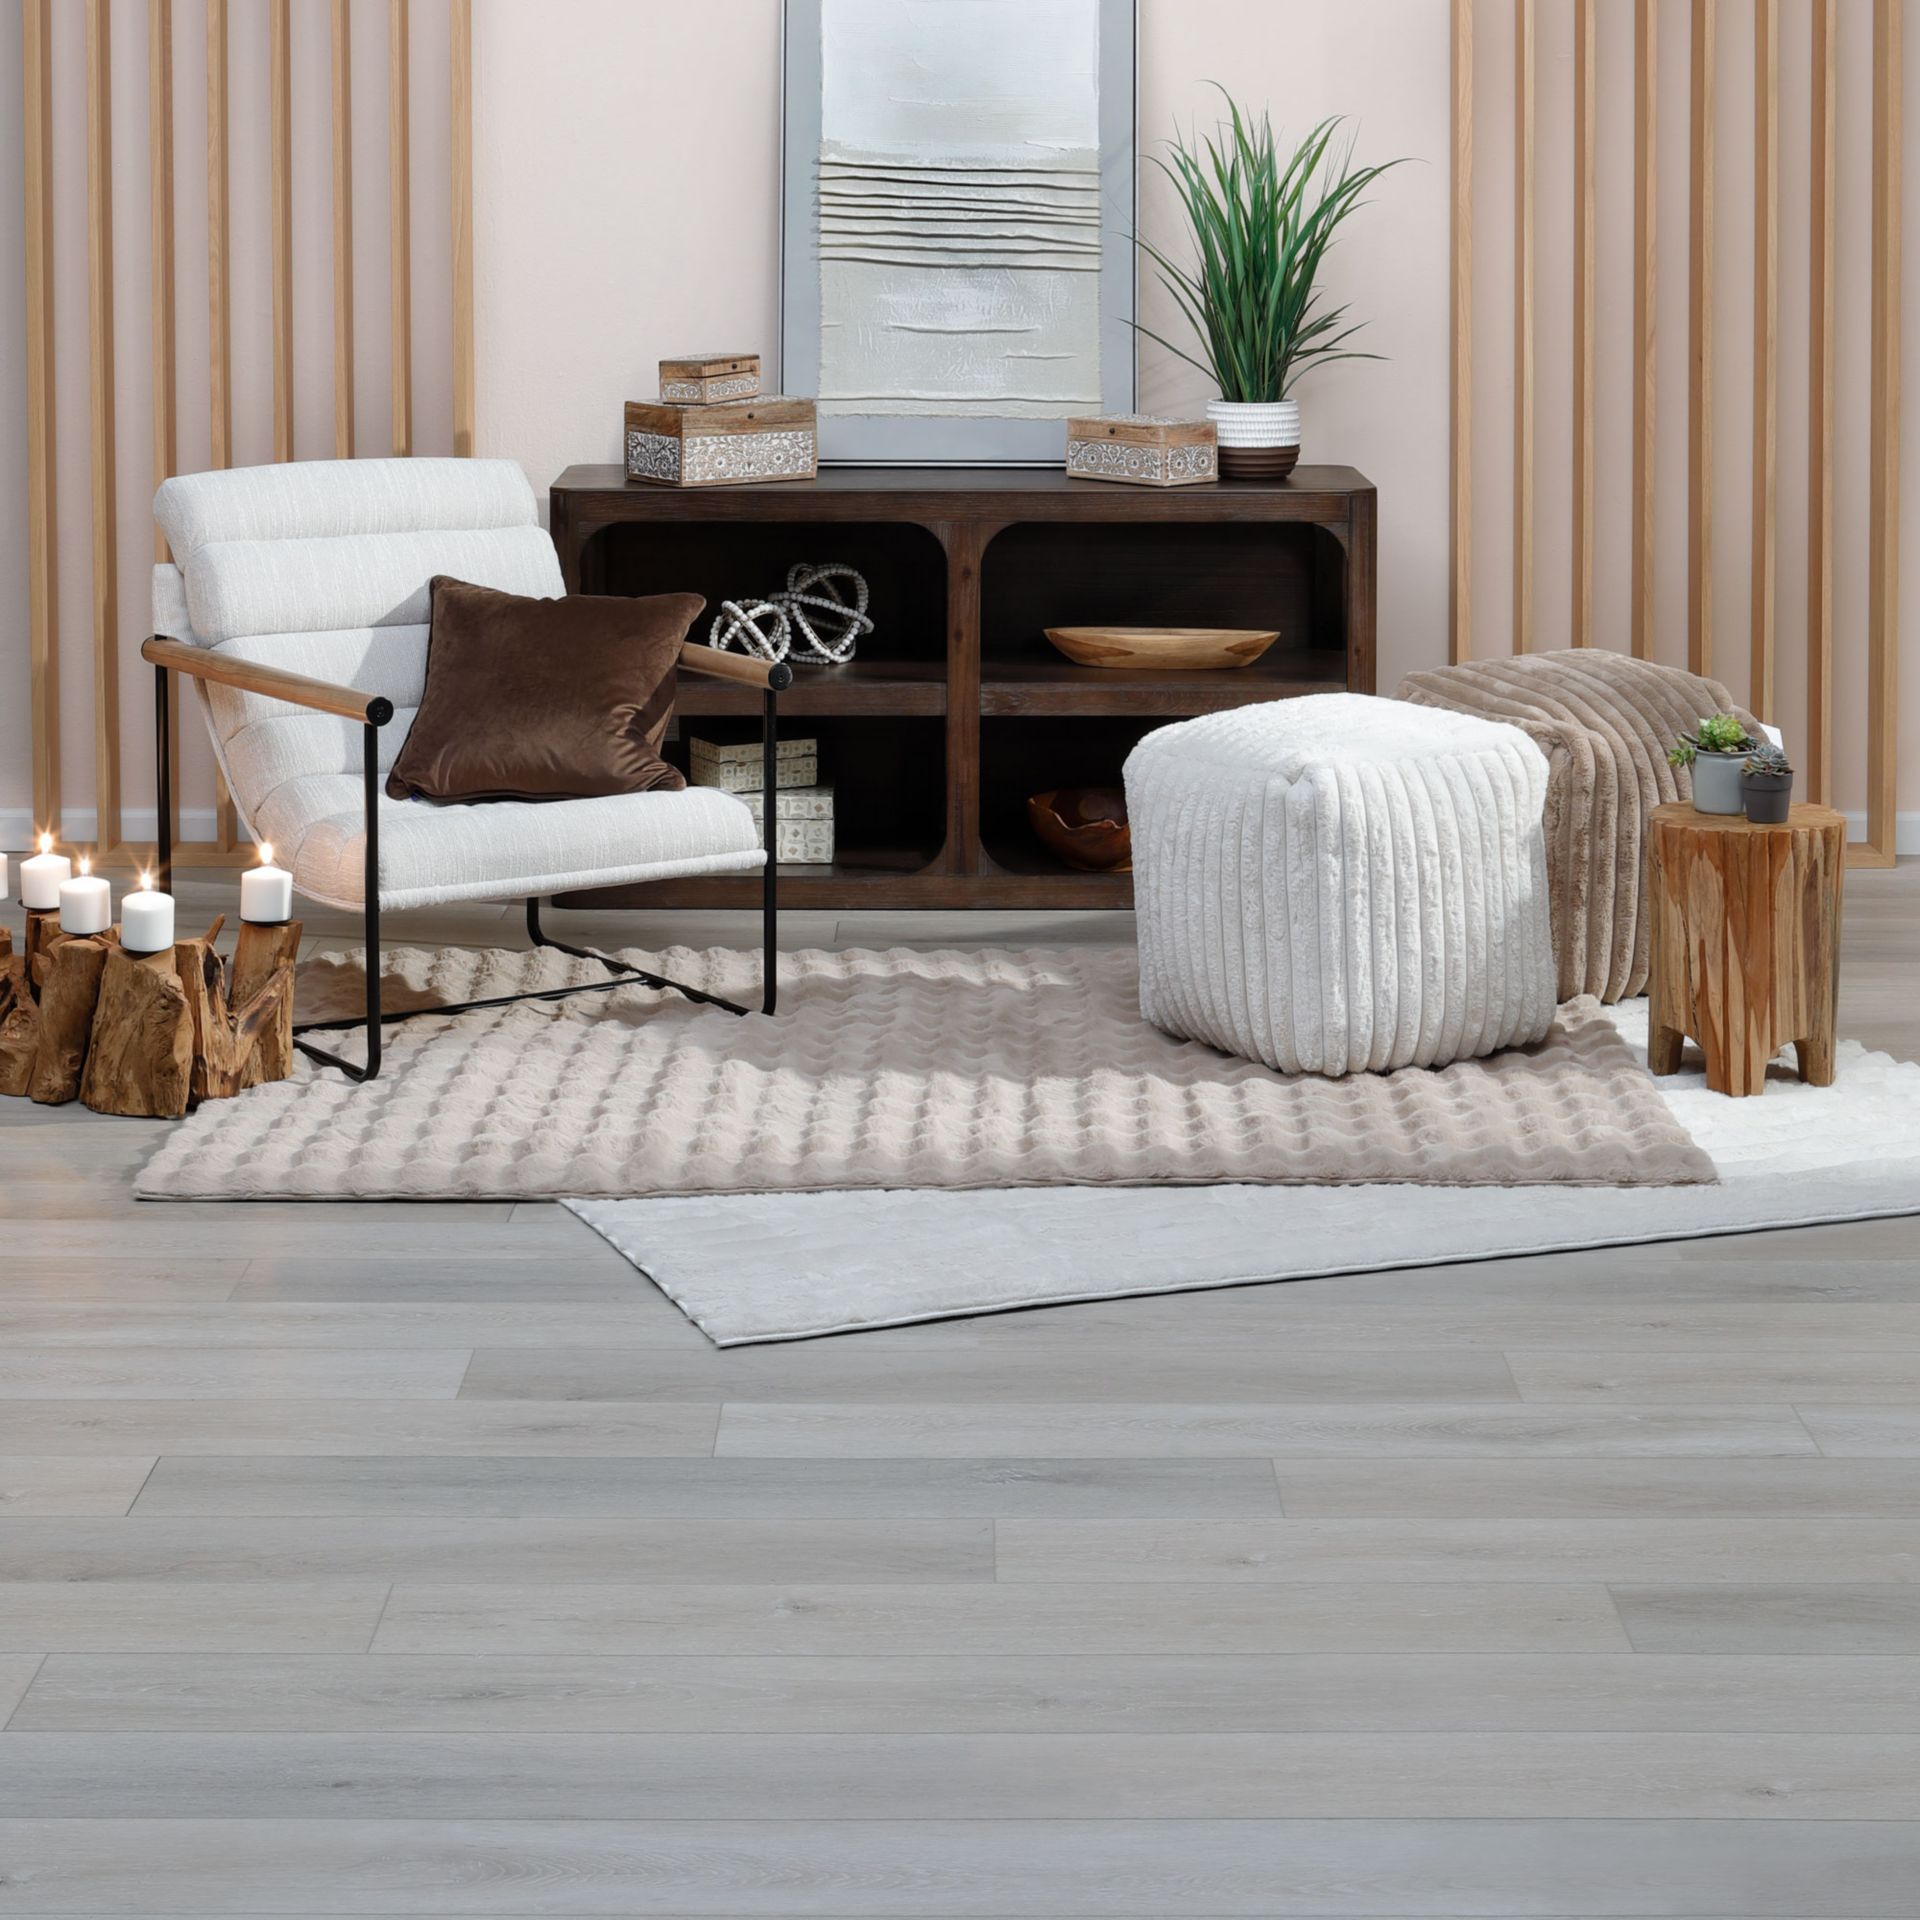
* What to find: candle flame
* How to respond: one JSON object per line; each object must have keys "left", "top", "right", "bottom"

{"left": 37, "top": 832, "right": 51, "bottom": 855}
{"left": 258, "top": 842, "right": 273, "bottom": 865}
{"left": 138, "top": 870, "right": 153, "bottom": 892}
{"left": 77, "top": 855, "right": 91, "bottom": 877}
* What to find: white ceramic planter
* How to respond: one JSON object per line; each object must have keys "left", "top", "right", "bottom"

{"left": 1689, "top": 748, "right": 1748, "bottom": 815}
{"left": 1207, "top": 398, "right": 1301, "bottom": 479}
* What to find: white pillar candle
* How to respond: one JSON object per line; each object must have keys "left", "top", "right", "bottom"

{"left": 20, "top": 834, "right": 70, "bottom": 910}
{"left": 58, "top": 858, "right": 112, "bottom": 936}
{"left": 121, "top": 874, "right": 176, "bottom": 954}
{"left": 241, "top": 844, "right": 293, "bottom": 924}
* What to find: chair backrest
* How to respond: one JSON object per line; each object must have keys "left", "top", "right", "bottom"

{"left": 152, "top": 457, "right": 563, "bottom": 843}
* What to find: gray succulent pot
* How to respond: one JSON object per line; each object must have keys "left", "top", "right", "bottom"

{"left": 1689, "top": 748, "right": 1748, "bottom": 815}
{"left": 1742, "top": 768, "right": 1793, "bottom": 825}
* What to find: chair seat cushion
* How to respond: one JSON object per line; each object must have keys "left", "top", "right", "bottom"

{"left": 1124, "top": 692, "right": 1558, "bottom": 1075}
{"left": 287, "top": 784, "right": 765, "bottom": 913}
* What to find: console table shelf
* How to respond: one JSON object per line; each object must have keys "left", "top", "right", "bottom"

{"left": 676, "top": 659, "right": 949, "bottom": 718}
{"left": 550, "top": 463, "right": 1375, "bottom": 912}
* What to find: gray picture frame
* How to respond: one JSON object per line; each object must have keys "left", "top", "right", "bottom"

{"left": 779, "top": 0, "right": 1137, "bottom": 467}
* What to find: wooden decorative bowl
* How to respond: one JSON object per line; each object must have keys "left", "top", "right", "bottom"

{"left": 1028, "top": 787, "right": 1131, "bottom": 872}
{"left": 1044, "top": 625, "right": 1279, "bottom": 672}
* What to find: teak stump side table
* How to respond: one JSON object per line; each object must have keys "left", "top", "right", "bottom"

{"left": 1646, "top": 801, "right": 1845, "bottom": 1098}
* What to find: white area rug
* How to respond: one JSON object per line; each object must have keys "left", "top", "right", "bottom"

{"left": 567, "top": 1002, "right": 1920, "bottom": 1344}
{"left": 135, "top": 945, "right": 1709, "bottom": 1199}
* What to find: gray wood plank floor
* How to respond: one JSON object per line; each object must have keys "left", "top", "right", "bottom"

{"left": 2, "top": 868, "right": 1918, "bottom": 1916}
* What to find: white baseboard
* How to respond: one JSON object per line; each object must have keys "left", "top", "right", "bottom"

{"left": 6, "top": 805, "right": 1915, "bottom": 859}
{"left": 1, "top": 807, "right": 223, "bottom": 852}
{"left": 1841, "top": 811, "right": 1920, "bottom": 856}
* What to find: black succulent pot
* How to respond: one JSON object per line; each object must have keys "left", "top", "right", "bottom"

{"left": 1741, "top": 769, "right": 1793, "bottom": 825}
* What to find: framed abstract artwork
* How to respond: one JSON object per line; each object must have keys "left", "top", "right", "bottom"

{"left": 780, "top": 0, "right": 1137, "bottom": 466}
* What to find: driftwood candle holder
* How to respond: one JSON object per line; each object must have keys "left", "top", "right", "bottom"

{"left": 0, "top": 911, "right": 114, "bottom": 1105}
{"left": 179, "top": 916, "right": 302, "bottom": 1105}
{"left": 0, "top": 909, "right": 301, "bottom": 1119}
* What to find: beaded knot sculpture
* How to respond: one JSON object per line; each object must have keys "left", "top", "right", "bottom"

{"left": 708, "top": 598, "right": 792, "bottom": 663}
{"left": 779, "top": 562, "right": 872, "bottom": 664}
{"left": 709, "top": 563, "right": 872, "bottom": 666}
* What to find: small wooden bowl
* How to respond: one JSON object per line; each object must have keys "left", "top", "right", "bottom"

{"left": 1028, "top": 787, "right": 1131, "bottom": 872}
{"left": 1045, "top": 625, "right": 1279, "bottom": 671}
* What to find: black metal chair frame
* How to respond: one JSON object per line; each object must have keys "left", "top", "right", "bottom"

{"left": 148, "top": 641, "right": 789, "bottom": 1084}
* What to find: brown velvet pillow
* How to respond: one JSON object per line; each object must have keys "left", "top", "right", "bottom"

{"left": 386, "top": 578, "right": 702, "bottom": 803}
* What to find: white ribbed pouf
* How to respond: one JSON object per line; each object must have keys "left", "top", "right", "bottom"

{"left": 1124, "top": 692, "right": 1558, "bottom": 1075}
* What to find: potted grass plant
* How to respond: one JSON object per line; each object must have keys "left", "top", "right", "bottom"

{"left": 1135, "top": 94, "right": 1405, "bottom": 478}
{"left": 1667, "top": 713, "right": 1758, "bottom": 815}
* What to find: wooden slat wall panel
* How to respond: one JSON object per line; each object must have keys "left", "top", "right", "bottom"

{"left": 332, "top": 0, "right": 355, "bottom": 460}
{"left": 1749, "top": 0, "right": 1777, "bottom": 723}
{"left": 1512, "top": 0, "right": 1534, "bottom": 655}
{"left": 451, "top": 0, "right": 475, "bottom": 457}
{"left": 1450, "top": 0, "right": 1472, "bottom": 663}
{"left": 206, "top": 0, "right": 238, "bottom": 853}
{"left": 1806, "top": 0, "right": 1836, "bottom": 806}
{"left": 1454, "top": 0, "right": 1900, "bottom": 855}
{"left": 390, "top": 0, "right": 413, "bottom": 456}
{"left": 149, "top": 0, "right": 179, "bottom": 850}
{"left": 1570, "top": 0, "right": 1595, "bottom": 651}
{"left": 206, "top": 0, "right": 230, "bottom": 471}
{"left": 85, "top": 0, "right": 120, "bottom": 853}
{"left": 1631, "top": 0, "right": 1657, "bottom": 660}
{"left": 22, "top": 0, "right": 59, "bottom": 835}
{"left": 1687, "top": 0, "right": 1714, "bottom": 680}
{"left": 1862, "top": 0, "right": 1902, "bottom": 867}
{"left": 149, "top": 0, "right": 175, "bottom": 563}
{"left": 18, "top": 0, "right": 472, "bottom": 864}
{"left": 271, "top": 0, "right": 293, "bottom": 463}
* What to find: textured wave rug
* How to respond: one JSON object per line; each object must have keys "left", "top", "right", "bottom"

{"left": 137, "top": 943, "right": 1711, "bottom": 1200}
{"left": 573, "top": 1000, "right": 1920, "bottom": 1343}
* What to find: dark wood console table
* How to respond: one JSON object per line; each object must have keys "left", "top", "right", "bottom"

{"left": 550, "top": 464, "right": 1376, "bottom": 911}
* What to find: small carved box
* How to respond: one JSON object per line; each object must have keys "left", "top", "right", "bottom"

{"left": 1065, "top": 414, "right": 1218, "bottom": 488}
{"left": 625, "top": 397, "right": 818, "bottom": 488}
{"left": 742, "top": 785, "right": 836, "bottom": 865}
{"left": 658, "top": 351, "right": 761, "bottom": 405}
{"left": 689, "top": 734, "right": 820, "bottom": 794}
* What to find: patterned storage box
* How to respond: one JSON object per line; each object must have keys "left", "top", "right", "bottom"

{"left": 625, "top": 397, "right": 817, "bottom": 488}
{"left": 1066, "top": 413, "right": 1217, "bottom": 488}
{"left": 659, "top": 351, "right": 761, "bottom": 405}
{"left": 741, "top": 784, "right": 835, "bottom": 865}
{"left": 689, "top": 735, "right": 819, "bottom": 795}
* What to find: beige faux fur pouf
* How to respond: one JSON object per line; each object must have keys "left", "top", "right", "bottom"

{"left": 1400, "top": 648, "right": 1761, "bottom": 1003}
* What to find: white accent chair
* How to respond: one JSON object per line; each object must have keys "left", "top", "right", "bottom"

{"left": 145, "top": 457, "right": 788, "bottom": 1080}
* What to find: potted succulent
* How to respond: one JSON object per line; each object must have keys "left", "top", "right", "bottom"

{"left": 1668, "top": 713, "right": 1758, "bottom": 815}
{"left": 1740, "top": 743, "right": 1794, "bottom": 825}
{"left": 1135, "top": 95, "right": 1404, "bottom": 478}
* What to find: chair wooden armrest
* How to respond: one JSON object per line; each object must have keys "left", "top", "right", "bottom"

{"left": 142, "top": 635, "right": 395, "bottom": 727}
{"left": 679, "top": 641, "right": 794, "bottom": 692}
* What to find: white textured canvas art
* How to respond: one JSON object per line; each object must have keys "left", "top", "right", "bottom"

{"left": 817, "top": 0, "right": 1101, "bottom": 419}
{"left": 783, "top": 0, "right": 1134, "bottom": 462}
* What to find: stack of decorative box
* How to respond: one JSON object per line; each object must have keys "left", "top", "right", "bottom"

{"left": 626, "top": 351, "right": 818, "bottom": 488}
{"left": 688, "top": 734, "right": 834, "bottom": 865}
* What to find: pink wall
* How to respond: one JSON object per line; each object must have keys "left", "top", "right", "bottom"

{"left": 474, "top": 0, "right": 1454, "bottom": 700}
{"left": 4, "top": 0, "right": 1916, "bottom": 844}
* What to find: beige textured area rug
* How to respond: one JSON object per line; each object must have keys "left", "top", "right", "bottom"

{"left": 136, "top": 945, "right": 1714, "bottom": 1201}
